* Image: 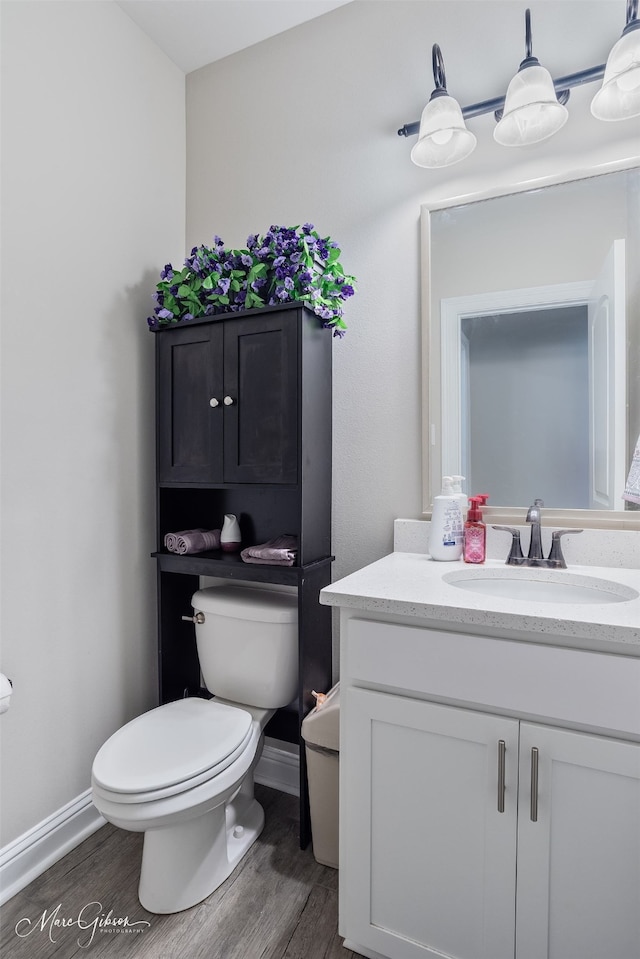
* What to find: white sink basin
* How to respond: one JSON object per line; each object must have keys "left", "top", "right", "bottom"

{"left": 442, "top": 568, "right": 639, "bottom": 605}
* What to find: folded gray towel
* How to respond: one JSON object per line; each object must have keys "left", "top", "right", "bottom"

{"left": 165, "top": 529, "right": 199, "bottom": 551}
{"left": 241, "top": 535, "right": 297, "bottom": 567}
{"left": 165, "top": 529, "right": 221, "bottom": 554}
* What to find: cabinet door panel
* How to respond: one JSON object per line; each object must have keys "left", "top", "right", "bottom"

{"left": 516, "top": 723, "right": 640, "bottom": 959}
{"left": 343, "top": 688, "right": 518, "bottom": 959}
{"left": 223, "top": 314, "right": 298, "bottom": 484}
{"left": 158, "top": 324, "right": 224, "bottom": 484}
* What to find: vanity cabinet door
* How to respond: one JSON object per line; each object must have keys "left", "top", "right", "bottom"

{"left": 343, "top": 687, "right": 519, "bottom": 959}
{"left": 515, "top": 723, "right": 640, "bottom": 959}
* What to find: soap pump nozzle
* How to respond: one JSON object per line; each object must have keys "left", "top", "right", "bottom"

{"left": 466, "top": 494, "right": 488, "bottom": 523}
{"left": 466, "top": 497, "right": 481, "bottom": 523}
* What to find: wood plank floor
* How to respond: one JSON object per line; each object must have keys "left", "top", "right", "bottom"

{"left": 0, "top": 786, "right": 355, "bottom": 959}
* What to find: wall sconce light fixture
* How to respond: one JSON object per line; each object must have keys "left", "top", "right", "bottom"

{"left": 401, "top": 0, "right": 640, "bottom": 168}
{"left": 409, "top": 44, "right": 477, "bottom": 168}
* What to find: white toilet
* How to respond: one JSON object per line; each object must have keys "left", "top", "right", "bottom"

{"left": 91, "top": 585, "right": 298, "bottom": 914}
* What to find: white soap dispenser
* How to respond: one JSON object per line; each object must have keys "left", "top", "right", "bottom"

{"left": 428, "top": 476, "right": 464, "bottom": 561}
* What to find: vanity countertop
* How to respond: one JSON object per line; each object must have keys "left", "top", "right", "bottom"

{"left": 320, "top": 553, "right": 640, "bottom": 653}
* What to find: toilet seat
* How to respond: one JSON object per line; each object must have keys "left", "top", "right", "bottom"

{"left": 92, "top": 719, "right": 262, "bottom": 834}
{"left": 92, "top": 699, "right": 253, "bottom": 803}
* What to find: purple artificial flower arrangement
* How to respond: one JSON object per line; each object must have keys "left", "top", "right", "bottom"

{"left": 148, "top": 223, "right": 355, "bottom": 337}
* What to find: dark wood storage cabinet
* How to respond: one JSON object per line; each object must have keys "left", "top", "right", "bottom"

{"left": 152, "top": 302, "right": 333, "bottom": 847}
{"left": 158, "top": 313, "right": 298, "bottom": 486}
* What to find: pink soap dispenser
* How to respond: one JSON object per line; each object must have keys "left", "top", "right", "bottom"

{"left": 464, "top": 494, "right": 489, "bottom": 564}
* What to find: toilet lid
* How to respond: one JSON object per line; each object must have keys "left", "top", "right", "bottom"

{"left": 92, "top": 698, "right": 252, "bottom": 794}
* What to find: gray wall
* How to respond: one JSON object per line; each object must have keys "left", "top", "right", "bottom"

{"left": 0, "top": 1, "right": 185, "bottom": 846}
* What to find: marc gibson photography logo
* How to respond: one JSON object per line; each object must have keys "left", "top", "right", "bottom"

{"left": 15, "top": 900, "right": 151, "bottom": 948}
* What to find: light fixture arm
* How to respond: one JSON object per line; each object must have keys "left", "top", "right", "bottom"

{"left": 428, "top": 43, "right": 452, "bottom": 103}
{"left": 432, "top": 43, "right": 446, "bottom": 92}
{"left": 524, "top": 7, "right": 533, "bottom": 62}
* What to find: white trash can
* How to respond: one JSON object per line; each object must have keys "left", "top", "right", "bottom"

{"left": 301, "top": 683, "right": 340, "bottom": 868}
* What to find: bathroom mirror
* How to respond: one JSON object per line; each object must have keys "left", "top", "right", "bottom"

{"left": 422, "top": 162, "right": 640, "bottom": 529}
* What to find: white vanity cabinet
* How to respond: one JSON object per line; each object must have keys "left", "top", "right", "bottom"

{"left": 337, "top": 614, "right": 640, "bottom": 959}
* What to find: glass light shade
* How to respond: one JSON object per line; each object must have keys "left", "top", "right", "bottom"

{"left": 410, "top": 95, "right": 477, "bottom": 168}
{"left": 591, "top": 28, "right": 640, "bottom": 120}
{"left": 494, "top": 64, "right": 568, "bottom": 146}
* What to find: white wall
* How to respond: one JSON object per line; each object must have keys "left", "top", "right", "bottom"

{"left": 0, "top": 1, "right": 185, "bottom": 846}
{"left": 185, "top": 1, "right": 639, "bottom": 588}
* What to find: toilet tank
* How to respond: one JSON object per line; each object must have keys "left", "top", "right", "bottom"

{"left": 191, "top": 586, "right": 298, "bottom": 709}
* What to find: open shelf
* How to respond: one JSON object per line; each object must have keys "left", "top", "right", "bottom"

{"left": 153, "top": 549, "right": 332, "bottom": 584}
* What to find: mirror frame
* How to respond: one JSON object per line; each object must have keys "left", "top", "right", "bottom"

{"left": 420, "top": 156, "right": 640, "bottom": 531}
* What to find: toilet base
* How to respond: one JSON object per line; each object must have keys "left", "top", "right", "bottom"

{"left": 138, "top": 794, "right": 265, "bottom": 914}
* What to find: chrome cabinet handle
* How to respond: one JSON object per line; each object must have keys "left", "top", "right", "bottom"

{"left": 223, "top": 395, "right": 235, "bottom": 406}
{"left": 530, "top": 747, "right": 539, "bottom": 822}
{"left": 209, "top": 398, "right": 220, "bottom": 408}
{"left": 497, "top": 740, "right": 506, "bottom": 813}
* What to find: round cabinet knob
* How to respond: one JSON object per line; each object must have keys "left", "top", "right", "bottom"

{"left": 223, "top": 396, "right": 235, "bottom": 406}
{"left": 209, "top": 398, "right": 219, "bottom": 408}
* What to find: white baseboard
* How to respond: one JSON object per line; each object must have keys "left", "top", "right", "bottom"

{"left": 343, "top": 939, "right": 388, "bottom": 959}
{"left": 255, "top": 741, "right": 300, "bottom": 797}
{"left": 0, "top": 789, "right": 105, "bottom": 907}
{"left": 0, "top": 742, "right": 300, "bottom": 906}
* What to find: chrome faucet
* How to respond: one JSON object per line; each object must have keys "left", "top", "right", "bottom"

{"left": 493, "top": 499, "right": 582, "bottom": 569}
{"left": 526, "top": 498, "right": 545, "bottom": 563}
